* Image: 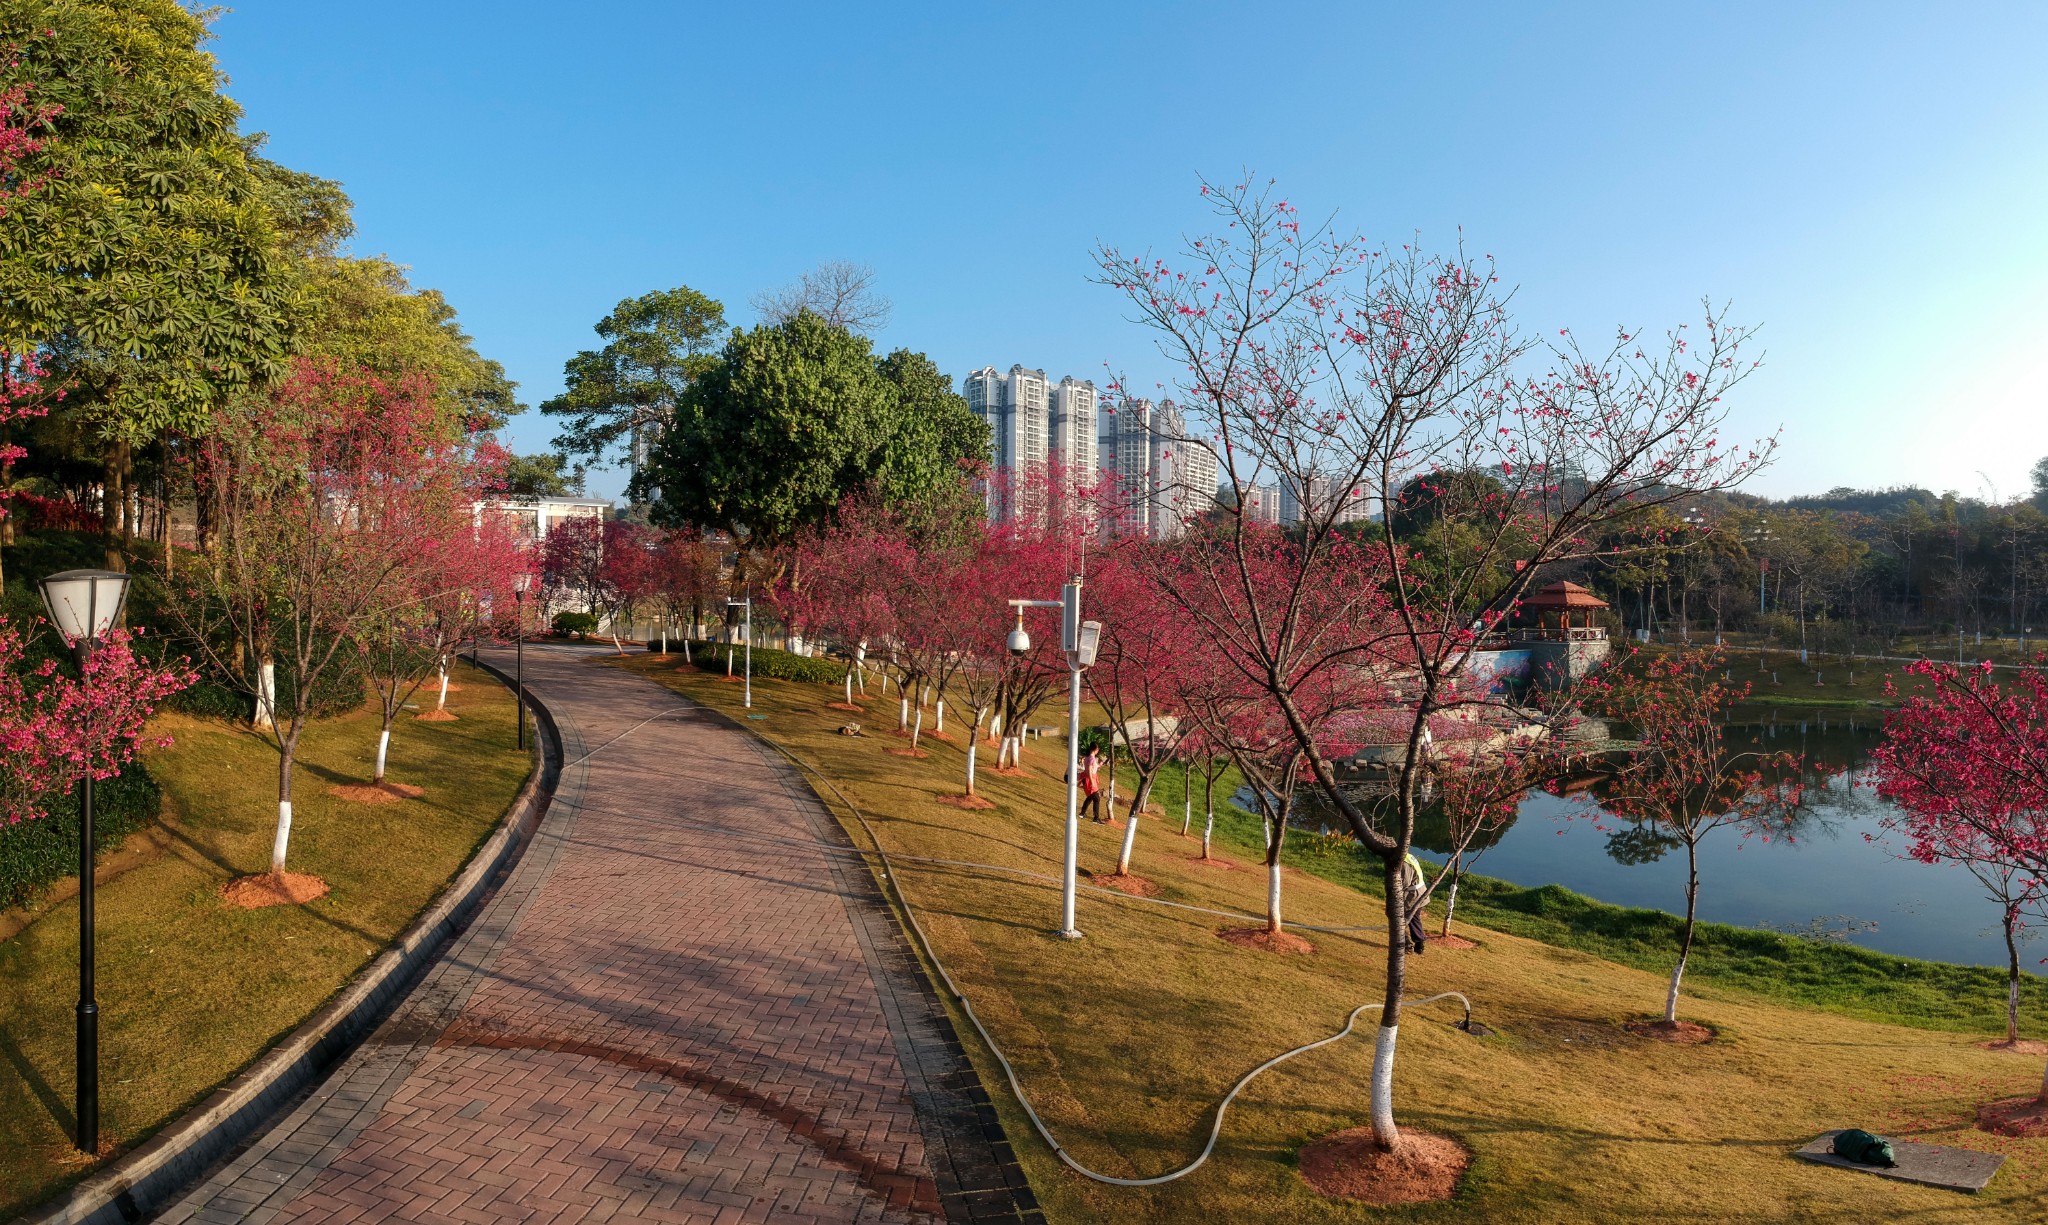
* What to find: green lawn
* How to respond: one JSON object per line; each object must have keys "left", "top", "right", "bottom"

{"left": 622, "top": 655, "right": 2048, "bottom": 1224}
{"left": 0, "top": 660, "right": 529, "bottom": 1217}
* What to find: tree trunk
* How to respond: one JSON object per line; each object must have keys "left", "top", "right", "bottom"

{"left": 965, "top": 706, "right": 986, "bottom": 795}
{"left": 1117, "top": 801, "right": 1140, "bottom": 875}
{"left": 1668, "top": 839, "right": 1701, "bottom": 1023}
{"left": 101, "top": 438, "right": 126, "bottom": 572}
{"left": 911, "top": 706, "right": 923, "bottom": 750}
{"left": 935, "top": 698, "right": 945, "bottom": 735}
{"left": 899, "top": 693, "right": 910, "bottom": 731}
{"left": 1372, "top": 849, "right": 1410, "bottom": 1150}
{"left": 2006, "top": 910, "right": 2023, "bottom": 1045}
{"left": 254, "top": 659, "right": 277, "bottom": 730}
{"left": 271, "top": 728, "right": 300, "bottom": 874}
{"left": 1440, "top": 854, "right": 1463, "bottom": 938}
{"left": 374, "top": 725, "right": 392, "bottom": 784}
{"left": 437, "top": 660, "right": 450, "bottom": 711}
{"left": 1265, "top": 818, "right": 1286, "bottom": 933}
{"left": 1182, "top": 759, "right": 1193, "bottom": 836}
{"left": 1202, "top": 768, "right": 1215, "bottom": 858}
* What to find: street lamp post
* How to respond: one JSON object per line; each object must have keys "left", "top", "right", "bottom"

{"left": 512, "top": 573, "right": 532, "bottom": 750}
{"left": 37, "top": 568, "right": 133, "bottom": 1156}
{"left": 1006, "top": 576, "right": 1099, "bottom": 939}
{"left": 1679, "top": 506, "right": 1707, "bottom": 643}
{"left": 728, "top": 598, "right": 752, "bottom": 708}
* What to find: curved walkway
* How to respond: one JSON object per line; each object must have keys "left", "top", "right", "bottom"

{"left": 156, "top": 646, "right": 1038, "bottom": 1225}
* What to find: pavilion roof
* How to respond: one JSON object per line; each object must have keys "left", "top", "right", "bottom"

{"left": 1521, "top": 581, "right": 1609, "bottom": 610}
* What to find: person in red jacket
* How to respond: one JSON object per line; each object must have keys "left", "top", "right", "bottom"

{"left": 1078, "top": 745, "right": 1106, "bottom": 822}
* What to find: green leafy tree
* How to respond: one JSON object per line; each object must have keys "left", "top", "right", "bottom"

{"left": 542, "top": 286, "right": 726, "bottom": 479}
{"left": 494, "top": 452, "right": 585, "bottom": 498}
{"left": 0, "top": 2, "right": 304, "bottom": 565}
{"left": 643, "top": 310, "right": 986, "bottom": 552}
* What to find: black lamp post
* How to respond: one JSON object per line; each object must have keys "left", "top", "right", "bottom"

{"left": 37, "top": 568, "right": 132, "bottom": 1156}
{"left": 513, "top": 572, "right": 531, "bottom": 750}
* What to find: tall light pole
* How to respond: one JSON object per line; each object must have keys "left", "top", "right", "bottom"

{"left": 728, "top": 597, "right": 752, "bottom": 708}
{"left": 37, "top": 568, "right": 132, "bottom": 1156}
{"left": 1679, "top": 506, "right": 1707, "bottom": 643}
{"left": 512, "top": 572, "right": 531, "bottom": 750}
{"left": 1746, "top": 522, "right": 1776, "bottom": 616}
{"left": 1007, "top": 576, "right": 1099, "bottom": 939}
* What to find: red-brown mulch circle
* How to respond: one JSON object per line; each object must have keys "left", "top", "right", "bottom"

{"left": 1217, "top": 926, "right": 1315, "bottom": 954}
{"left": 990, "top": 766, "right": 1032, "bottom": 777}
{"left": 1978, "top": 1039, "right": 2048, "bottom": 1055}
{"left": 1978, "top": 1096, "right": 2048, "bottom": 1137}
{"left": 1298, "top": 1126, "right": 1469, "bottom": 1204}
{"left": 1624, "top": 1018, "right": 1715, "bottom": 1044}
{"left": 413, "top": 708, "right": 459, "bottom": 722}
{"left": 940, "top": 793, "right": 997, "bottom": 810}
{"left": 1081, "top": 870, "right": 1161, "bottom": 897}
{"left": 887, "top": 747, "right": 931, "bottom": 758}
{"left": 328, "top": 782, "right": 426, "bottom": 804}
{"left": 437, "top": 682, "right": 464, "bottom": 692}
{"left": 1186, "top": 855, "right": 1236, "bottom": 870}
{"left": 222, "top": 871, "right": 330, "bottom": 909}
{"left": 1435, "top": 933, "right": 1480, "bottom": 950}
{"left": 718, "top": 674, "right": 746, "bottom": 683}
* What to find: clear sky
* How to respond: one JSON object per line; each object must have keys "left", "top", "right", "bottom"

{"left": 209, "top": 2, "right": 2048, "bottom": 505}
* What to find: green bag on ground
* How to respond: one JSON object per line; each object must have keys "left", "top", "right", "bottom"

{"left": 1831, "top": 1129, "right": 1897, "bottom": 1167}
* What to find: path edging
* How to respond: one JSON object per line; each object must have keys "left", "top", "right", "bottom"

{"left": 13, "top": 660, "right": 561, "bottom": 1225}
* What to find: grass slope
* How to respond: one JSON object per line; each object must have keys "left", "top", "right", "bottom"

{"left": 621, "top": 656, "right": 2048, "bottom": 1224}
{"left": 0, "top": 660, "right": 529, "bottom": 1217}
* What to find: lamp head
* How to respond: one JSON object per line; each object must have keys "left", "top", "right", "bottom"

{"left": 38, "top": 568, "right": 131, "bottom": 649}
{"left": 513, "top": 571, "right": 533, "bottom": 596}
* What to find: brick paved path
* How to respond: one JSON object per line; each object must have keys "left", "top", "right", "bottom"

{"left": 158, "top": 646, "right": 1037, "bottom": 1225}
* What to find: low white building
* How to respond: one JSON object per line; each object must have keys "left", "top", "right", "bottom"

{"left": 479, "top": 495, "right": 613, "bottom": 546}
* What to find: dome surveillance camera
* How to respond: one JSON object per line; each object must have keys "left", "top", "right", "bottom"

{"left": 1007, "top": 625, "right": 1032, "bottom": 656}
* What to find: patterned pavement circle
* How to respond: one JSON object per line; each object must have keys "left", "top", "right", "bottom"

{"left": 155, "top": 645, "right": 1039, "bottom": 1225}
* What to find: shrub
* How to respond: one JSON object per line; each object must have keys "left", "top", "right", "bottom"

{"left": 0, "top": 762, "right": 160, "bottom": 911}
{"left": 552, "top": 611, "right": 599, "bottom": 639}
{"left": 686, "top": 639, "right": 842, "bottom": 685}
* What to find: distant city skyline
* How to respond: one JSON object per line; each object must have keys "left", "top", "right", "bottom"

{"left": 211, "top": 3, "right": 2048, "bottom": 507}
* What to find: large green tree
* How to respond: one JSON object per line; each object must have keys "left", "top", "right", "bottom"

{"left": 644, "top": 310, "right": 986, "bottom": 547}
{"left": 0, "top": 1, "right": 303, "bottom": 565}
{"left": 542, "top": 286, "right": 726, "bottom": 479}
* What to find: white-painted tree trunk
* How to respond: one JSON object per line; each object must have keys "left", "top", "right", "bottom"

{"left": 270, "top": 800, "right": 293, "bottom": 874}
{"left": 1441, "top": 879, "right": 1460, "bottom": 938}
{"left": 436, "top": 662, "right": 449, "bottom": 711}
{"left": 1117, "top": 804, "right": 1140, "bottom": 875}
{"left": 899, "top": 696, "right": 910, "bottom": 730}
{"left": 682, "top": 637, "right": 692, "bottom": 663}
{"left": 660, "top": 619, "right": 668, "bottom": 653}
{"left": 1267, "top": 862, "right": 1283, "bottom": 932}
{"left": 911, "top": 707, "right": 923, "bottom": 749}
{"left": 789, "top": 634, "right": 806, "bottom": 656}
{"left": 374, "top": 728, "right": 390, "bottom": 784}
{"left": 965, "top": 739, "right": 978, "bottom": 794}
{"left": 1664, "top": 953, "right": 1688, "bottom": 1023}
{"left": 1369, "top": 1025, "right": 1401, "bottom": 1149}
{"left": 1182, "top": 763, "right": 1193, "bottom": 836}
{"left": 845, "top": 671, "right": 854, "bottom": 704}
{"left": 254, "top": 660, "right": 277, "bottom": 730}
{"left": 935, "top": 699, "right": 945, "bottom": 734}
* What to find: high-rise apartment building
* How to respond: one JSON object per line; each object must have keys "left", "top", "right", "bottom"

{"left": 1242, "top": 485, "right": 1283, "bottom": 525}
{"left": 1100, "top": 398, "right": 1217, "bottom": 539}
{"left": 1279, "top": 475, "right": 1372, "bottom": 527}
{"left": 964, "top": 364, "right": 1099, "bottom": 521}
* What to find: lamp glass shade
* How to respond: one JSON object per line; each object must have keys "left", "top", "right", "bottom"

{"left": 38, "top": 569, "right": 131, "bottom": 646}
{"left": 512, "top": 571, "right": 532, "bottom": 595}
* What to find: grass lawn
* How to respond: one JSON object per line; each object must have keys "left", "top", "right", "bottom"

{"left": 621, "top": 655, "right": 2048, "bottom": 1223}
{"left": 0, "top": 659, "right": 529, "bottom": 1217}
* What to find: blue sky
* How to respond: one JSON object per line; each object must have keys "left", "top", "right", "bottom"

{"left": 211, "top": 2, "right": 2048, "bottom": 504}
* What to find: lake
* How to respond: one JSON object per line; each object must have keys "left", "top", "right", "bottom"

{"left": 1402, "top": 710, "right": 2033, "bottom": 969}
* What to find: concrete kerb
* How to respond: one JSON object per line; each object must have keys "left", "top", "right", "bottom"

{"left": 13, "top": 656, "right": 562, "bottom": 1225}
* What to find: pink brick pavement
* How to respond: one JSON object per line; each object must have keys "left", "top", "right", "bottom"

{"left": 156, "top": 646, "right": 1035, "bottom": 1225}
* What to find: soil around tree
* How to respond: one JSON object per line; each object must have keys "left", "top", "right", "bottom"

{"left": 413, "top": 708, "right": 459, "bottom": 722}
{"left": 1977, "top": 1096, "right": 2048, "bottom": 1137}
{"left": 1186, "top": 854, "right": 1236, "bottom": 870}
{"left": 1625, "top": 1017, "right": 1715, "bottom": 1044}
{"left": 1080, "top": 869, "right": 1161, "bottom": 897}
{"left": 1217, "top": 926, "right": 1314, "bottom": 954}
{"left": 328, "top": 782, "right": 426, "bottom": 803}
{"left": 939, "top": 793, "right": 997, "bottom": 810}
{"left": 1297, "top": 1126, "right": 1469, "bottom": 1204}
{"left": 222, "top": 871, "right": 330, "bottom": 909}
{"left": 1977, "top": 1039, "right": 2048, "bottom": 1055}
{"left": 1435, "top": 933, "right": 1480, "bottom": 950}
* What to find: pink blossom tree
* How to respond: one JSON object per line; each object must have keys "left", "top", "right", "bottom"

{"left": 1098, "top": 176, "right": 1776, "bottom": 1150}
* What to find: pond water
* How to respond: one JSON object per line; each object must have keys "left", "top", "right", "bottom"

{"left": 1399, "top": 710, "right": 2032, "bottom": 969}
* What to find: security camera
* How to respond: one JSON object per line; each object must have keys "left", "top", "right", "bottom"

{"left": 1007, "top": 624, "right": 1032, "bottom": 656}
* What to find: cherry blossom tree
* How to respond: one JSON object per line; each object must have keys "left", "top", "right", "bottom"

{"left": 1583, "top": 650, "right": 1799, "bottom": 1027}
{"left": 1098, "top": 175, "right": 1776, "bottom": 1149}
{"left": 0, "top": 623, "right": 191, "bottom": 829}
{"left": 1874, "top": 659, "right": 2048, "bottom": 1081}
{"left": 163, "top": 360, "right": 454, "bottom": 877}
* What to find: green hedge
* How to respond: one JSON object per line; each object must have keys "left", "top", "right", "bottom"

{"left": 0, "top": 763, "right": 161, "bottom": 911}
{"left": 686, "top": 639, "right": 844, "bottom": 685}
